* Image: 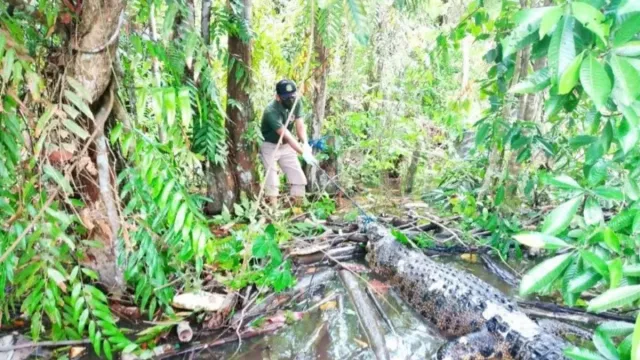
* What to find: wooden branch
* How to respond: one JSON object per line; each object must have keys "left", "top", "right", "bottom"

{"left": 339, "top": 270, "right": 390, "bottom": 360}
{"left": 518, "top": 300, "right": 635, "bottom": 325}
{"left": 0, "top": 339, "right": 90, "bottom": 352}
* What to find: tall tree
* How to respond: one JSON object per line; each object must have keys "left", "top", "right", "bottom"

{"left": 307, "top": 19, "right": 331, "bottom": 192}
{"left": 69, "top": 0, "right": 127, "bottom": 291}
{"left": 226, "top": 0, "right": 258, "bottom": 197}
{"left": 205, "top": 0, "right": 256, "bottom": 214}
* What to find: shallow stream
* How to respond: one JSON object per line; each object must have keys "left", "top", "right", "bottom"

{"left": 174, "top": 256, "right": 526, "bottom": 360}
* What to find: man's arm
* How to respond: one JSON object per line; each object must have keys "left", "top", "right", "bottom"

{"left": 294, "top": 118, "right": 308, "bottom": 145}
{"left": 276, "top": 127, "right": 304, "bottom": 154}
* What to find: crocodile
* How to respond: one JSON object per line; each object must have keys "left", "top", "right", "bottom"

{"left": 364, "top": 223, "right": 569, "bottom": 360}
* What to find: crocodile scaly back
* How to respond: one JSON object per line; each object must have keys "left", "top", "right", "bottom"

{"left": 365, "top": 223, "right": 568, "bottom": 360}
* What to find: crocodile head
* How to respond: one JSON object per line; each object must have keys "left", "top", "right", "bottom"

{"left": 363, "top": 223, "right": 409, "bottom": 278}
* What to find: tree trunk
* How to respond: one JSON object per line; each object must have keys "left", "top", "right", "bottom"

{"left": 404, "top": 146, "right": 421, "bottom": 194}
{"left": 307, "top": 20, "right": 330, "bottom": 193}
{"left": 226, "top": 0, "right": 258, "bottom": 198}
{"left": 70, "top": 0, "right": 126, "bottom": 292}
{"left": 203, "top": 0, "right": 236, "bottom": 214}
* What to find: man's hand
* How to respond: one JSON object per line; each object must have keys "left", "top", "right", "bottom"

{"left": 302, "top": 143, "right": 319, "bottom": 167}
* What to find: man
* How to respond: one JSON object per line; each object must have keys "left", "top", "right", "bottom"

{"left": 260, "top": 79, "right": 318, "bottom": 207}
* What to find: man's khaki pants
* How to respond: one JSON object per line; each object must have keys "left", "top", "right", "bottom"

{"left": 260, "top": 142, "right": 307, "bottom": 198}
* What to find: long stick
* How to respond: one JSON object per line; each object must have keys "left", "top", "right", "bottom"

{"left": 0, "top": 339, "right": 90, "bottom": 352}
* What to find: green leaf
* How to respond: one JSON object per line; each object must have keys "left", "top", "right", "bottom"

{"left": 64, "top": 90, "right": 95, "bottom": 120}
{"left": 568, "top": 269, "right": 602, "bottom": 293}
{"left": 594, "top": 187, "right": 624, "bottom": 201}
{"left": 503, "top": 6, "right": 558, "bottom": 57}
{"left": 66, "top": 77, "right": 92, "bottom": 102}
{"left": 30, "top": 312, "right": 41, "bottom": 341}
{"left": 571, "top": 2, "right": 608, "bottom": 44}
{"left": 63, "top": 104, "right": 81, "bottom": 120}
{"left": 178, "top": 88, "right": 192, "bottom": 128}
{"left": 35, "top": 106, "right": 54, "bottom": 138}
{"left": 618, "top": 0, "right": 640, "bottom": 17}
{"left": 47, "top": 268, "right": 66, "bottom": 286}
{"left": 585, "top": 197, "right": 604, "bottom": 225}
{"left": 89, "top": 320, "right": 96, "bottom": 340}
{"left": 598, "top": 321, "right": 635, "bottom": 337}
{"left": 604, "top": 227, "right": 620, "bottom": 252}
{"left": 520, "top": 253, "right": 574, "bottom": 296}
{"left": 2, "top": 49, "right": 15, "bottom": 82}
{"left": 78, "top": 308, "right": 89, "bottom": 333}
{"left": 43, "top": 164, "right": 72, "bottom": 193}
{"left": 634, "top": 212, "right": 640, "bottom": 234}
{"left": 511, "top": 68, "right": 551, "bottom": 93}
{"left": 623, "top": 264, "right": 640, "bottom": 277}
{"left": 580, "top": 54, "right": 612, "bottom": 111}
{"left": 583, "top": 250, "right": 610, "bottom": 277}
{"left": 548, "top": 16, "right": 577, "bottom": 82}
{"left": 565, "top": 346, "right": 607, "bottom": 360}
{"left": 173, "top": 203, "right": 187, "bottom": 232}
{"left": 252, "top": 234, "right": 270, "bottom": 259}
{"left": 542, "top": 196, "right": 583, "bottom": 235}
{"left": 615, "top": 41, "right": 640, "bottom": 57}
{"left": 103, "top": 340, "right": 112, "bottom": 360}
{"left": 539, "top": 7, "right": 563, "bottom": 39}
{"left": 588, "top": 160, "right": 608, "bottom": 186}
{"left": 588, "top": 285, "right": 640, "bottom": 312}
{"left": 618, "top": 106, "right": 639, "bottom": 154}
{"left": 613, "top": 14, "right": 640, "bottom": 47}
{"left": 593, "top": 329, "right": 620, "bottom": 360}
{"left": 495, "top": 186, "right": 505, "bottom": 206}
{"left": 92, "top": 331, "right": 102, "bottom": 357}
{"left": 547, "top": 174, "right": 583, "bottom": 190}
{"left": 610, "top": 258, "right": 623, "bottom": 289}
{"left": 559, "top": 52, "right": 584, "bottom": 94}
{"left": 632, "top": 313, "right": 640, "bottom": 360}
{"left": 513, "top": 232, "right": 571, "bottom": 249}
{"left": 123, "top": 344, "right": 138, "bottom": 354}
{"left": 610, "top": 55, "right": 640, "bottom": 106}
{"left": 165, "top": 89, "right": 177, "bottom": 127}
{"left": 63, "top": 119, "right": 90, "bottom": 140}
{"left": 624, "top": 177, "right": 640, "bottom": 201}
{"left": 621, "top": 334, "right": 633, "bottom": 360}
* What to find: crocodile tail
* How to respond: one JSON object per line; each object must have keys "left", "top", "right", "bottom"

{"left": 436, "top": 329, "right": 513, "bottom": 360}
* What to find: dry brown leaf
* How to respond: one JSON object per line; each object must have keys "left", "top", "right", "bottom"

{"left": 319, "top": 301, "right": 336, "bottom": 311}
{"left": 460, "top": 253, "right": 478, "bottom": 263}
{"left": 69, "top": 346, "right": 86, "bottom": 359}
{"left": 290, "top": 243, "right": 332, "bottom": 256}
{"left": 368, "top": 279, "right": 390, "bottom": 294}
{"left": 353, "top": 338, "right": 369, "bottom": 348}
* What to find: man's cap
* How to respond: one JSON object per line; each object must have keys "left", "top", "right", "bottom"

{"left": 276, "top": 79, "right": 297, "bottom": 99}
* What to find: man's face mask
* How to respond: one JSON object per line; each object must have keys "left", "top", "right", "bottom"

{"left": 282, "top": 96, "right": 296, "bottom": 110}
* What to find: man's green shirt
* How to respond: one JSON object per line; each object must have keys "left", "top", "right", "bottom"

{"left": 261, "top": 100, "right": 302, "bottom": 144}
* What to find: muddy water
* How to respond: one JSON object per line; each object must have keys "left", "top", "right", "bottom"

{"left": 188, "top": 256, "right": 521, "bottom": 360}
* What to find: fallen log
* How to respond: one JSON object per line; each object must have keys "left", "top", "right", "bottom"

{"left": 338, "top": 270, "right": 390, "bottom": 360}
{"left": 518, "top": 300, "right": 635, "bottom": 325}
{"left": 293, "top": 244, "right": 365, "bottom": 265}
